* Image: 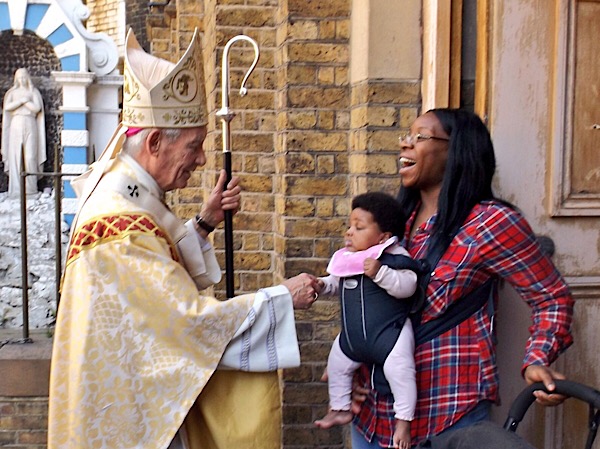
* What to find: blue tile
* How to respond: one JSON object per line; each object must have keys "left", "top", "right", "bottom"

{"left": 0, "top": 4, "right": 10, "bottom": 31}
{"left": 63, "top": 147, "right": 88, "bottom": 165}
{"left": 63, "top": 112, "right": 86, "bottom": 130}
{"left": 63, "top": 214, "right": 75, "bottom": 228}
{"left": 25, "top": 4, "right": 49, "bottom": 32}
{"left": 59, "top": 54, "right": 80, "bottom": 72}
{"left": 63, "top": 180, "right": 76, "bottom": 198}
{"left": 47, "top": 23, "right": 73, "bottom": 47}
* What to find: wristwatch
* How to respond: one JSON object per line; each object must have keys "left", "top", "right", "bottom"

{"left": 195, "top": 214, "right": 215, "bottom": 233}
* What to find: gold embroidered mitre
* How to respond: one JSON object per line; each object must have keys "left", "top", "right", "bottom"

{"left": 122, "top": 28, "right": 208, "bottom": 128}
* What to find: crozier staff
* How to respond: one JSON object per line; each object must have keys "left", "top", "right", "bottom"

{"left": 48, "top": 29, "right": 319, "bottom": 449}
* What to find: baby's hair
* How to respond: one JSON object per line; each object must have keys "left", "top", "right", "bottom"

{"left": 351, "top": 192, "right": 404, "bottom": 237}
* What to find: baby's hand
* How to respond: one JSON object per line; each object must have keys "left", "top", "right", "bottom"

{"left": 363, "top": 258, "right": 381, "bottom": 278}
{"left": 316, "top": 278, "right": 325, "bottom": 293}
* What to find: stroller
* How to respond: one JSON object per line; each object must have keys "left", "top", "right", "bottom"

{"left": 417, "top": 379, "right": 600, "bottom": 449}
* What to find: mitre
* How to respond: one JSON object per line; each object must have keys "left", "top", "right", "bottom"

{"left": 122, "top": 28, "right": 208, "bottom": 128}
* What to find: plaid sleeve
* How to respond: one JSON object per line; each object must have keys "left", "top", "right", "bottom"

{"left": 477, "top": 206, "right": 574, "bottom": 369}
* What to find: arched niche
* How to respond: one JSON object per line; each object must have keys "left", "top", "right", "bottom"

{"left": 0, "top": 0, "right": 122, "bottom": 224}
{"left": 0, "top": 30, "right": 62, "bottom": 192}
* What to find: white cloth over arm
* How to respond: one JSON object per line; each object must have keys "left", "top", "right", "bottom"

{"left": 219, "top": 285, "right": 301, "bottom": 371}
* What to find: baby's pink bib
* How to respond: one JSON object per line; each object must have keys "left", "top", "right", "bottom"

{"left": 326, "top": 237, "right": 397, "bottom": 277}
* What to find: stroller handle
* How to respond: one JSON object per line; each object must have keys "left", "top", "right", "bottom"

{"left": 503, "top": 379, "right": 600, "bottom": 432}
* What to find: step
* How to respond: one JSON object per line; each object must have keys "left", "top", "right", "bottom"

{"left": 0, "top": 329, "right": 52, "bottom": 397}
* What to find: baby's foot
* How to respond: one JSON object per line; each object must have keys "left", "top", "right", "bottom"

{"left": 393, "top": 419, "right": 411, "bottom": 449}
{"left": 314, "top": 409, "right": 353, "bottom": 429}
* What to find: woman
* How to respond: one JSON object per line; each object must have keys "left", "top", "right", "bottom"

{"left": 1, "top": 68, "right": 46, "bottom": 196}
{"left": 350, "top": 109, "right": 574, "bottom": 448}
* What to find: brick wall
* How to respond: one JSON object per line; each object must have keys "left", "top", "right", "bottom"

{"left": 142, "top": 1, "right": 416, "bottom": 448}
{"left": 0, "top": 398, "right": 48, "bottom": 449}
{"left": 349, "top": 79, "right": 420, "bottom": 194}
{"left": 127, "top": 0, "right": 150, "bottom": 52}
{"left": 145, "top": 2, "right": 353, "bottom": 448}
{"left": 86, "top": 0, "right": 148, "bottom": 54}
{"left": 85, "top": 0, "right": 122, "bottom": 46}
{"left": 275, "top": 1, "right": 351, "bottom": 447}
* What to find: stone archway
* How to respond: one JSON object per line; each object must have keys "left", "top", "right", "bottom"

{"left": 0, "top": 0, "right": 122, "bottom": 224}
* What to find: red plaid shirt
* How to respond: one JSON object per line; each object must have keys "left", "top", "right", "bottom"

{"left": 354, "top": 200, "right": 574, "bottom": 447}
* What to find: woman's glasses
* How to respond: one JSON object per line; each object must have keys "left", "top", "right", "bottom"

{"left": 399, "top": 133, "right": 449, "bottom": 146}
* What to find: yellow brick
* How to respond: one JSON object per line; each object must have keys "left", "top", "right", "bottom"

{"left": 235, "top": 252, "right": 272, "bottom": 271}
{"left": 241, "top": 194, "right": 275, "bottom": 213}
{"left": 315, "top": 197, "right": 335, "bottom": 216}
{"left": 282, "top": 197, "right": 316, "bottom": 217}
{"left": 334, "top": 66, "right": 349, "bottom": 86}
{"left": 355, "top": 129, "right": 399, "bottom": 153}
{"left": 243, "top": 154, "right": 259, "bottom": 173}
{"left": 316, "top": 155, "right": 335, "bottom": 174}
{"left": 350, "top": 106, "right": 368, "bottom": 129}
{"left": 216, "top": 7, "right": 275, "bottom": 27}
{"left": 260, "top": 155, "right": 275, "bottom": 174}
{"left": 351, "top": 81, "right": 369, "bottom": 105}
{"left": 239, "top": 173, "right": 273, "bottom": 193}
{"left": 288, "top": 20, "right": 319, "bottom": 40}
{"left": 318, "top": 67, "right": 335, "bottom": 85}
{"left": 348, "top": 154, "right": 399, "bottom": 175}
{"left": 287, "top": 0, "right": 351, "bottom": 18}
{"left": 258, "top": 113, "right": 276, "bottom": 131}
{"left": 289, "top": 111, "right": 318, "bottom": 129}
{"left": 179, "top": 0, "right": 203, "bottom": 14}
{"left": 286, "top": 239, "right": 315, "bottom": 257}
{"left": 178, "top": 187, "right": 204, "bottom": 204}
{"left": 178, "top": 15, "right": 203, "bottom": 30}
{"left": 262, "top": 234, "right": 274, "bottom": 251}
{"left": 336, "top": 19, "right": 350, "bottom": 39}
{"left": 243, "top": 233, "right": 261, "bottom": 251}
{"left": 285, "top": 131, "right": 347, "bottom": 152}
{"left": 283, "top": 176, "right": 347, "bottom": 196}
{"left": 319, "top": 20, "right": 336, "bottom": 39}
{"left": 366, "top": 106, "right": 398, "bottom": 127}
{"left": 232, "top": 212, "right": 273, "bottom": 232}
{"left": 318, "top": 111, "right": 335, "bottom": 130}
{"left": 336, "top": 111, "right": 350, "bottom": 129}
{"left": 334, "top": 197, "right": 351, "bottom": 216}
{"left": 315, "top": 239, "right": 335, "bottom": 258}
{"left": 400, "top": 107, "right": 419, "bottom": 128}
{"left": 287, "top": 43, "right": 348, "bottom": 64}
{"left": 286, "top": 66, "right": 317, "bottom": 85}
{"left": 367, "top": 81, "right": 421, "bottom": 104}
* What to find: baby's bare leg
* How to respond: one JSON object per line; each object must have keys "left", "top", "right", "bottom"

{"left": 393, "top": 419, "right": 411, "bottom": 449}
{"left": 314, "top": 410, "right": 353, "bottom": 429}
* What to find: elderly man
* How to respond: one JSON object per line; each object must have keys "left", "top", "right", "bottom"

{"left": 48, "top": 30, "right": 319, "bottom": 449}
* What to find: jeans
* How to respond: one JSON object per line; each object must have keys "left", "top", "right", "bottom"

{"left": 350, "top": 400, "right": 492, "bottom": 449}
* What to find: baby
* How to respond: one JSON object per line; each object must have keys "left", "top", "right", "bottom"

{"left": 314, "top": 192, "right": 421, "bottom": 449}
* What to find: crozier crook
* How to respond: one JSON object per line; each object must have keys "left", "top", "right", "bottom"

{"left": 216, "top": 35, "right": 260, "bottom": 298}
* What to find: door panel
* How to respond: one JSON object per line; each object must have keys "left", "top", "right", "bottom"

{"left": 479, "top": 1, "right": 600, "bottom": 448}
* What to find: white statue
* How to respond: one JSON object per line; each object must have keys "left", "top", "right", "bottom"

{"left": 1, "top": 68, "right": 46, "bottom": 197}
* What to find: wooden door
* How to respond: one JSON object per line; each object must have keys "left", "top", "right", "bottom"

{"left": 476, "top": 1, "right": 600, "bottom": 448}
